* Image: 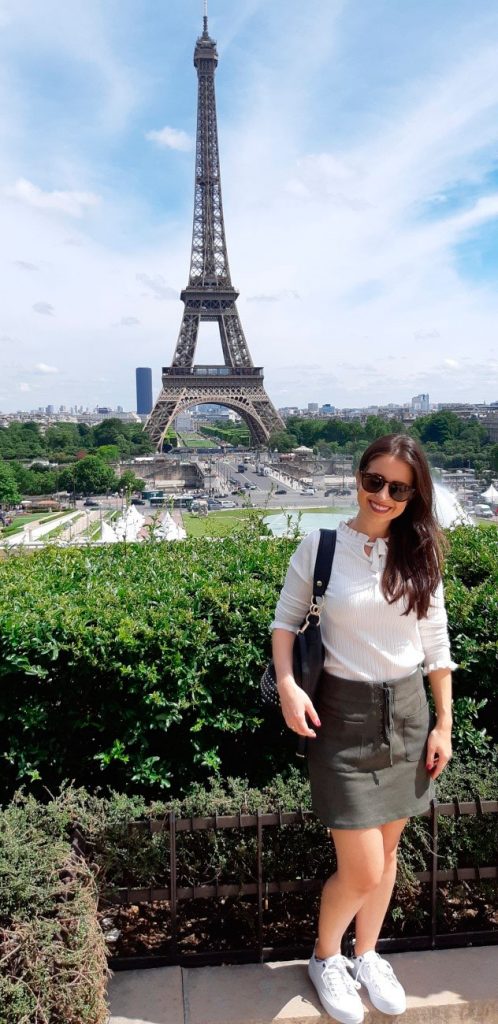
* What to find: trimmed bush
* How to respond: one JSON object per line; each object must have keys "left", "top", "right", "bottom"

{"left": 443, "top": 525, "right": 498, "bottom": 734}
{"left": 0, "top": 531, "right": 295, "bottom": 802}
{"left": 0, "top": 524, "right": 496, "bottom": 804}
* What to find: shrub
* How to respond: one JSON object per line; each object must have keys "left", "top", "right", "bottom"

{"left": 0, "top": 532, "right": 295, "bottom": 802}
{"left": 443, "top": 525, "right": 498, "bottom": 735}
{"left": 0, "top": 791, "right": 109, "bottom": 1024}
{"left": 0, "top": 524, "right": 496, "bottom": 804}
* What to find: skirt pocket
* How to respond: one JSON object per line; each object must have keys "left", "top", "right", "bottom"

{"left": 311, "top": 715, "right": 363, "bottom": 773}
{"left": 403, "top": 701, "right": 432, "bottom": 762}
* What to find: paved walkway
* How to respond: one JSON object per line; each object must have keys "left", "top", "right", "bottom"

{"left": 107, "top": 945, "right": 498, "bottom": 1024}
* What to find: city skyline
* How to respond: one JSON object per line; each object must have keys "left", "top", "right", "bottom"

{"left": 2, "top": 1, "right": 498, "bottom": 414}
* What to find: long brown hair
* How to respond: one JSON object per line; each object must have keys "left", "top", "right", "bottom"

{"left": 358, "top": 434, "right": 444, "bottom": 618}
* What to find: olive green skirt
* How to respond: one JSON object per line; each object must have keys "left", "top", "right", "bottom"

{"left": 307, "top": 668, "right": 435, "bottom": 829}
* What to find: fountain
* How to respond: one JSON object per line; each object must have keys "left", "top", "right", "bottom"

{"left": 432, "top": 481, "right": 473, "bottom": 528}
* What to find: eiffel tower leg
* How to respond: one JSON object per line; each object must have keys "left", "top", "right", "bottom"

{"left": 220, "top": 308, "right": 253, "bottom": 368}
{"left": 145, "top": 393, "right": 186, "bottom": 448}
{"left": 172, "top": 312, "right": 200, "bottom": 367}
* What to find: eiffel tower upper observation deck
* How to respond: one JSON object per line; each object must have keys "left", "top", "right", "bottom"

{"left": 145, "top": 7, "right": 285, "bottom": 448}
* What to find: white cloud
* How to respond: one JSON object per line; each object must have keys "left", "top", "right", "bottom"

{"left": 136, "top": 273, "right": 177, "bottom": 300}
{"left": 5, "top": 179, "right": 101, "bottom": 218}
{"left": 34, "top": 362, "right": 59, "bottom": 373}
{"left": 19, "top": 382, "right": 31, "bottom": 392}
{"left": 145, "top": 126, "right": 193, "bottom": 152}
{"left": 116, "top": 316, "right": 140, "bottom": 327}
{"left": 13, "top": 259, "right": 38, "bottom": 271}
{"left": 32, "top": 301, "right": 55, "bottom": 316}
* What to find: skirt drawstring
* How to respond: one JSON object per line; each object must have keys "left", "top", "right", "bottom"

{"left": 382, "top": 683, "right": 395, "bottom": 766}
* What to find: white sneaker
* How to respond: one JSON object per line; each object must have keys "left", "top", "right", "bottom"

{"left": 352, "top": 950, "right": 406, "bottom": 1015}
{"left": 308, "top": 950, "right": 364, "bottom": 1024}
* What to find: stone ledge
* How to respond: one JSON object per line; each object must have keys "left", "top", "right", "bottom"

{"left": 107, "top": 946, "right": 498, "bottom": 1024}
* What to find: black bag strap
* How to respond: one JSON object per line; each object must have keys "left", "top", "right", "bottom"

{"left": 312, "top": 528, "right": 337, "bottom": 601}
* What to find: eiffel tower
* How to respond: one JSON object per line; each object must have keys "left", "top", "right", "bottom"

{"left": 145, "top": 5, "right": 284, "bottom": 448}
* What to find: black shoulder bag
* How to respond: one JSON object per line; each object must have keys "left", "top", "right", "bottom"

{"left": 260, "top": 528, "right": 337, "bottom": 756}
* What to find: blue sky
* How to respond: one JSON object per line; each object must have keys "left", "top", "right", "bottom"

{"left": 1, "top": 0, "right": 498, "bottom": 413}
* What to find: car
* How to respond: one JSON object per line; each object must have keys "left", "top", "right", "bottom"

{"left": 219, "top": 499, "right": 237, "bottom": 508}
{"left": 207, "top": 499, "right": 223, "bottom": 510}
{"left": 131, "top": 498, "right": 145, "bottom": 505}
{"left": 275, "top": 488, "right": 287, "bottom": 495}
{"left": 473, "top": 503, "right": 494, "bottom": 518}
{"left": 84, "top": 500, "right": 100, "bottom": 508}
{"left": 300, "top": 487, "right": 315, "bottom": 495}
{"left": 324, "top": 488, "right": 339, "bottom": 497}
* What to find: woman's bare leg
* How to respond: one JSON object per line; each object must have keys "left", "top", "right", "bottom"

{"left": 315, "top": 826, "right": 386, "bottom": 959}
{"left": 354, "top": 817, "right": 408, "bottom": 955}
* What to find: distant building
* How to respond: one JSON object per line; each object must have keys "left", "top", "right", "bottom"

{"left": 320, "top": 404, "right": 335, "bottom": 416}
{"left": 412, "top": 393, "right": 430, "bottom": 413}
{"left": 279, "top": 406, "right": 300, "bottom": 417}
{"left": 136, "top": 367, "right": 153, "bottom": 415}
{"left": 175, "top": 411, "right": 194, "bottom": 432}
{"left": 308, "top": 403, "right": 319, "bottom": 414}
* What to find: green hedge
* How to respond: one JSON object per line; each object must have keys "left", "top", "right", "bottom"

{"left": 443, "top": 525, "right": 498, "bottom": 733}
{"left": 0, "top": 528, "right": 296, "bottom": 802}
{"left": 0, "top": 524, "right": 496, "bottom": 804}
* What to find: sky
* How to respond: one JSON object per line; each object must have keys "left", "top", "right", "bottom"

{"left": 1, "top": 0, "right": 498, "bottom": 414}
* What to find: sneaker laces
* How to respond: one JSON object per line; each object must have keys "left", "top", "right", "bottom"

{"left": 360, "top": 955, "right": 398, "bottom": 993}
{"left": 322, "top": 956, "right": 361, "bottom": 998}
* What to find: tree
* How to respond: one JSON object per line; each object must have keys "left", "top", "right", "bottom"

{"left": 118, "top": 469, "right": 146, "bottom": 494}
{"left": 91, "top": 418, "right": 130, "bottom": 453}
{"left": 0, "top": 462, "right": 21, "bottom": 506}
{"left": 0, "top": 422, "right": 46, "bottom": 460}
{"left": 363, "top": 416, "right": 406, "bottom": 442}
{"left": 268, "top": 431, "right": 298, "bottom": 453}
{"left": 95, "top": 445, "right": 121, "bottom": 464}
{"left": 71, "top": 456, "right": 118, "bottom": 496}
{"left": 45, "top": 423, "right": 80, "bottom": 456}
{"left": 412, "top": 411, "right": 460, "bottom": 445}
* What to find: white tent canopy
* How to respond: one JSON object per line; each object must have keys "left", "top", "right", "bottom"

{"left": 153, "top": 510, "right": 187, "bottom": 541}
{"left": 113, "top": 504, "right": 145, "bottom": 542}
{"left": 100, "top": 521, "right": 119, "bottom": 544}
{"left": 481, "top": 484, "right": 498, "bottom": 502}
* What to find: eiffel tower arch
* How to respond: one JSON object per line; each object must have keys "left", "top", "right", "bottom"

{"left": 145, "top": 9, "right": 284, "bottom": 449}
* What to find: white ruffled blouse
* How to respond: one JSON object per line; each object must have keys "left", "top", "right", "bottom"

{"left": 271, "top": 520, "right": 457, "bottom": 682}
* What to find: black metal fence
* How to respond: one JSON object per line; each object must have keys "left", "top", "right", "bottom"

{"left": 73, "top": 797, "right": 497, "bottom": 970}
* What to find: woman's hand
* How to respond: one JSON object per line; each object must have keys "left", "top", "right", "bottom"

{"left": 277, "top": 676, "right": 321, "bottom": 739}
{"left": 426, "top": 724, "right": 452, "bottom": 780}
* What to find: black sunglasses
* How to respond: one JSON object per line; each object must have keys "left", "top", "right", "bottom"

{"left": 360, "top": 471, "right": 416, "bottom": 503}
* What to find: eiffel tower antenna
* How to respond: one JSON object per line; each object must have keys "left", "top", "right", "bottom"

{"left": 145, "top": 13, "right": 284, "bottom": 449}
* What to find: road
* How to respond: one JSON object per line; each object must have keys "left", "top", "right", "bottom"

{"left": 214, "top": 456, "right": 356, "bottom": 510}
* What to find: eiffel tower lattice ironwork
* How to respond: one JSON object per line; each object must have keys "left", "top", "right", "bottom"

{"left": 145, "top": 9, "right": 284, "bottom": 448}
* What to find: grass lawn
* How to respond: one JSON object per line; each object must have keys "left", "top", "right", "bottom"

{"left": 0, "top": 511, "right": 67, "bottom": 537}
{"left": 178, "top": 433, "right": 214, "bottom": 449}
{"left": 182, "top": 506, "right": 341, "bottom": 538}
{"left": 183, "top": 509, "right": 257, "bottom": 537}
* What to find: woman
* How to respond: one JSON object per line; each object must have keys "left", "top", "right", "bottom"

{"left": 271, "top": 434, "right": 454, "bottom": 1024}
